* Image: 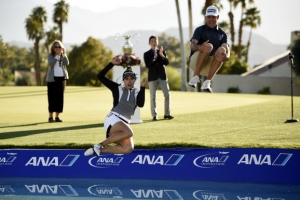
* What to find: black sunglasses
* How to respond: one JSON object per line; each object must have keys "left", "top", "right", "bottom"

{"left": 54, "top": 46, "right": 61, "bottom": 48}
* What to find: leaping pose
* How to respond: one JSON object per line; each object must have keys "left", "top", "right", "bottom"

{"left": 188, "top": 5, "right": 230, "bottom": 92}
{"left": 84, "top": 56, "right": 147, "bottom": 156}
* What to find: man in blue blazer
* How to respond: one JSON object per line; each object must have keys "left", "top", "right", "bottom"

{"left": 143, "top": 35, "right": 174, "bottom": 121}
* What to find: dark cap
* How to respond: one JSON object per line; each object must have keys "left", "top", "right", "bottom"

{"left": 123, "top": 68, "right": 136, "bottom": 80}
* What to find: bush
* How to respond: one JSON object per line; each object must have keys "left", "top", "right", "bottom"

{"left": 257, "top": 87, "right": 271, "bottom": 94}
{"left": 15, "top": 73, "right": 33, "bottom": 86}
{"left": 140, "top": 66, "right": 181, "bottom": 91}
{"left": 227, "top": 86, "right": 240, "bottom": 93}
{"left": 166, "top": 67, "right": 181, "bottom": 91}
{"left": 0, "top": 68, "right": 14, "bottom": 86}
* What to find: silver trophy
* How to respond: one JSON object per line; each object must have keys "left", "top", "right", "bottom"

{"left": 114, "top": 33, "right": 140, "bottom": 54}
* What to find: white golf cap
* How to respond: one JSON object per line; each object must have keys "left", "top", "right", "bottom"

{"left": 205, "top": 5, "right": 219, "bottom": 16}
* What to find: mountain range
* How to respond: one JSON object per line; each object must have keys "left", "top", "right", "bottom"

{"left": 1, "top": 0, "right": 288, "bottom": 68}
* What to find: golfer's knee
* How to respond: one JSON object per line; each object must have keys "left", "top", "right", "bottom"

{"left": 124, "top": 130, "right": 133, "bottom": 138}
{"left": 217, "top": 46, "right": 226, "bottom": 54}
{"left": 203, "top": 43, "right": 213, "bottom": 52}
{"left": 207, "top": 43, "right": 213, "bottom": 50}
{"left": 123, "top": 144, "right": 134, "bottom": 154}
{"left": 198, "top": 50, "right": 212, "bottom": 59}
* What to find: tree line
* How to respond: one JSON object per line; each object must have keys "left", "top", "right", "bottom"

{"left": 0, "top": 0, "right": 298, "bottom": 89}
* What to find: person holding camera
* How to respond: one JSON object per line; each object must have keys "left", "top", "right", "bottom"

{"left": 46, "top": 40, "right": 69, "bottom": 122}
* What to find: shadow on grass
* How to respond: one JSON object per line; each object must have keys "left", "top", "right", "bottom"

{"left": 0, "top": 123, "right": 103, "bottom": 140}
{"left": 0, "top": 87, "right": 99, "bottom": 99}
{"left": 0, "top": 122, "right": 49, "bottom": 128}
{"left": 141, "top": 118, "right": 173, "bottom": 123}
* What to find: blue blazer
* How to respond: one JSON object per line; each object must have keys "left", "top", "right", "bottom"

{"left": 143, "top": 49, "right": 169, "bottom": 82}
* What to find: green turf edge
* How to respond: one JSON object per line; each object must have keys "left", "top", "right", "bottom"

{"left": 1, "top": 142, "right": 299, "bottom": 150}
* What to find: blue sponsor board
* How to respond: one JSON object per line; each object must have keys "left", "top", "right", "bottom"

{"left": 0, "top": 148, "right": 299, "bottom": 184}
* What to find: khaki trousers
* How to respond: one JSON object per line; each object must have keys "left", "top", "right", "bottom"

{"left": 189, "top": 51, "right": 213, "bottom": 76}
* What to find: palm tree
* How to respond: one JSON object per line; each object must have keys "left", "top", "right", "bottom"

{"left": 187, "top": 0, "right": 193, "bottom": 82}
{"left": 44, "top": 26, "right": 59, "bottom": 53}
{"left": 233, "top": 0, "right": 254, "bottom": 59}
{"left": 188, "top": 0, "right": 193, "bottom": 39}
{"left": 243, "top": 7, "right": 261, "bottom": 62}
{"left": 44, "top": 26, "right": 60, "bottom": 82}
{"left": 218, "top": 21, "right": 230, "bottom": 33}
{"left": 53, "top": 0, "right": 69, "bottom": 42}
{"left": 202, "top": 0, "right": 214, "bottom": 16}
{"left": 25, "top": 6, "right": 47, "bottom": 86}
{"left": 175, "top": 0, "right": 187, "bottom": 91}
{"left": 228, "top": 0, "right": 235, "bottom": 45}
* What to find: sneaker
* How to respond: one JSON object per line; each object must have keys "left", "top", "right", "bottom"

{"left": 201, "top": 80, "right": 212, "bottom": 93}
{"left": 84, "top": 144, "right": 103, "bottom": 156}
{"left": 48, "top": 117, "right": 54, "bottom": 123}
{"left": 188, "top": 75, "right": 200, "bottom": 88}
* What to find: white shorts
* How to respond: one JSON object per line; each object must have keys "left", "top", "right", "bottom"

{"left": 104, "top": 112, "right": 129, "bottom": 138}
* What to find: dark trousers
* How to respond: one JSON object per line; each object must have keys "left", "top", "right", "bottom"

{"left": 47, "top": 77, "right": 66, "bottom": 113}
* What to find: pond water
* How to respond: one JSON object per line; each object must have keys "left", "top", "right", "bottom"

{"left": 1, "top": 177, "right": 300, "bottom": 199}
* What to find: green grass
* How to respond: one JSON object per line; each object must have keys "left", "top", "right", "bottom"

{"left": 0, "top": 86, "right": 299, "bottom": 149}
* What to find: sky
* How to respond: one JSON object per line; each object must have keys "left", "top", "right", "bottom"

{"left": 45, "top": 0, "right": 300, "bottom": 46}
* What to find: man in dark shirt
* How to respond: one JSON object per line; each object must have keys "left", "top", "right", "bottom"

{"left": 188, "top": 5, "right": 230, "bottom": 92}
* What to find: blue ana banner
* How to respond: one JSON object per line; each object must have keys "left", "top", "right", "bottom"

{"left": 0, "top": 148, "right": 299, "bottom": 184}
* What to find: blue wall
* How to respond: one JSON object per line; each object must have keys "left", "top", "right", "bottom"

{"left": 1, "top": 148, "right": 299, "bottom": 184}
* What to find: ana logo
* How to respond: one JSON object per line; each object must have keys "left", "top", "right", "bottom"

{"left": 131, "top": 189, "right": 183, "bottom": 199}
{"left": 237, "top": 195, "right": 285, "bottom": 200}
{"left": 193, "top": 190, "right": 226, "bottom": 200}
{"left": 25, "top": 155, "right": 79, "bottom": 167}
{"left": 131, "top": 154, "right": 184, "bottom": 165}
{"left": 25, "top": 185, "right": 78, "bottom": 196}
{"left": 89, "top": 155, "right": 124, "bottom": 168}
{"left": 88, "top": 185, "right": 122, "bottom": 197}
{"left": 0, "top": 156, "right": 17, "bottom": 166}
{"left": 238, "top": 153, "right": 292, "bottom": 166}
{"left": 0, "top": 185, "right": 15, "bottom": 193}
{"left": 193, "top": 151, "right": 229, "bottom": 168}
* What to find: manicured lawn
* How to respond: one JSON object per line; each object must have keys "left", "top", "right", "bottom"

{"left": 0, "top": 86, "right": 299, "bottom": 149}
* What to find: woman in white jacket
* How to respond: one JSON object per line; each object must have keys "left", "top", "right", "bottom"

{"left": 46, "top": 40, "right": 69, "bottom": 123}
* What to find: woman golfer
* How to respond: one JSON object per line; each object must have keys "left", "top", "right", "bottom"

{"left": 84, "top": 56, "right": 147, "bottom": 156}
